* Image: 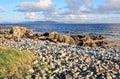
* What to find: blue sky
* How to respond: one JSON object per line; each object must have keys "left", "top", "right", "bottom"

{"left": 0, "top": 0, "right": 120, "bottom": 23}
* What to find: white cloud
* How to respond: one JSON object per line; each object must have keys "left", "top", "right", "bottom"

{"left": 56, "top": 14, "right": 97, "bottom": 23}
{"left": 97, "top": 0, "right": 120, "bottom": 14}
{"left": 17, "top": 0, "right": 53, "bottom": 12}
{"left": 84, "top": 0, "right": 93, "bottom": 9}
{"left": 16, "top": 0, "right": 120, "bottom": 23}
{"left": 25, "top": 12, "right": 36, "bottom": 19}
{"left": 27, "top": 13, "right": 97, "bottom": 23}
{"left": 64, "top": 0, "right": 93, "bottom": 14}
{"left": 25, "top": 12, "right": 47, "bottom": 21}
{"left": 0, "top": 6, "right": 3, "bottom": 11}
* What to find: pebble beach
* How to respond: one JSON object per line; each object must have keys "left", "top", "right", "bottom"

{"left": 0, "top": 39, "right": 120, "bottom": 79}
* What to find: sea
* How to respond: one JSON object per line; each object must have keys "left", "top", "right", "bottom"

{"left": 0, "top": 23, "right": 120, "bottom": 40}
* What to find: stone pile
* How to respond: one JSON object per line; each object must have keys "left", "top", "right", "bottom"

{"left": 0, "top": 39, "right": 119, "bottom": 79}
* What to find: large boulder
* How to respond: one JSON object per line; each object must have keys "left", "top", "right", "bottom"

{"left": 49, "top": 32, "right": 60, "bottom": 40}
{"left": 98, "top": 34, "right": 105, "bottom": 40}
{"left": 49, "top": 32, "right": 63, "bottom": 42}
{"left": 43, "top": 32, "right": 49, "bottom": 36}
{"left": 62, "top": 35, "right": 75, "bottom": 45}
{"left": 10, "top": 26, "right": 34, "bottom": 41}
{"left": 58, "top": 35, "right": 64, "bottom": 42}
{"left": 71, "top": 36, "right": 80, "bottom": 45}
{"left": 10, "top": 26, "right": 22, "bottom": 41}
{"left": 49, "top": 32, "right": 75, "bottom": 45}
{"left": 90, "top": 35, "right": 105, "bottom": 40}
{"left": 78, "top": 36, "right": 98, "bottom": 47}
{"left": 25, "top": 29, "right": 34, "bottom": 37}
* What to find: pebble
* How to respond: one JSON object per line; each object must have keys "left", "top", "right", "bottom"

{"left": 0, "top": 39, "right": 120, "bottom": 79}
{"left": 115, "top": 63, "right": 119, "bottom": 70}
{"left": 107, "top": 75, "right": 112, "bottom": 79}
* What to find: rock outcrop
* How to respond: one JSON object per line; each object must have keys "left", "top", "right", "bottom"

{"left": 48, "top": 32, "right": 75, "bottom": 45}
{"left": 0, "top": 26, "right": 108, "bottom": 48}
{"left": 71, "top": 35, "right": 106, "bottom": 48}
{"left": 10, "top": 26, "right": 34, "bottom": 41}
{"left": 62, "top": 35, "right": 75, "bottom": 45}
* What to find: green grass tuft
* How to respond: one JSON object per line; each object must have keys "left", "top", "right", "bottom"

{"left": 0, "top": 48, "right": 34, "bottom": 78}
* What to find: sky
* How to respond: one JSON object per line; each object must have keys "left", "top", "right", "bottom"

{"left": 0, "top": 0, "right": 120, "bottom": 23}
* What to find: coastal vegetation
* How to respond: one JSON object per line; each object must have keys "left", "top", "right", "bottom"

{"left": 0, "top": 47, "right": 34, "bottom": 78}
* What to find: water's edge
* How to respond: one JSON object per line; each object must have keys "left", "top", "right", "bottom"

{"left": 0, "top": 24, "right": 120, "bottom": 40}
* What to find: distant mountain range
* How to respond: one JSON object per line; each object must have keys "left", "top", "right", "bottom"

{"left": 1, "top": 21, "right": 119, "bottom": 25}
{"left": 21, "top": 21, "right": 60, "bottom": 24}
{"left": 0, "top": 21, "right": 61, "bottom": 24}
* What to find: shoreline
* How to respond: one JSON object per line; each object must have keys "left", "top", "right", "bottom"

{"left": 0, "top": 39, "right": 120, "bottom": 79}
{"left": 0, "top": 26, "right": 120, "bottom": 78}
{"left": 0, "top": 26, "right": 120, "bottom": 50}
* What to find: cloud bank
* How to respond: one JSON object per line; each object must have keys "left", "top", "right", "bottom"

{"left": 16, "top": 0, "right": 120, "bottom": 23}
{"left": 17, "top": 0, "right": 53, "bottom": 12}
{"left": 65, "top": 0, "right": 93, "bottom": 14}
{"left": 97, "top": 0, "right": 120, "bottom": 14}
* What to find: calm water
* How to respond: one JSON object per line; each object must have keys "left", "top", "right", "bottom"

{"left": 0, "top": 24, "right": 120, "bottom": 40}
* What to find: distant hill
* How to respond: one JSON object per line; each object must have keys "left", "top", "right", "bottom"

{"left": 0, "top": 21, "right": 60, "bottom": 25}
{"left": 21, "top": 21, "right": 60, "bottom": 24}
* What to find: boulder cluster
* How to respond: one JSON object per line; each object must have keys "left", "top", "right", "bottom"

{"left": 45, "top": 32, "right": 75, "bottom": 45}
{"left": 0, "top": 26, "right": 34, "bottom": 41}
{"left": 0, "top": 26, "right": 107, "bottom": 48}
{"left": 41, "top": 32, "right": 107, "bottom": 48}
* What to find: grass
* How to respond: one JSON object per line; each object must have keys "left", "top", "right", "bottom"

{"left": 0, "top": 48, "right": 34, "bottom": 78}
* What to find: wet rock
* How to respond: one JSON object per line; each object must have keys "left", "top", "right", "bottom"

{"left": 43, "top": 32, "right": 49, "bottom": 36}
{"left": 34, "top": 33, "right": 42, "bottom": 37}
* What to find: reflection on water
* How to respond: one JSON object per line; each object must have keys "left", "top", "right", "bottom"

{"left": 0, "top": 24, "right": 120, "bottom": 40}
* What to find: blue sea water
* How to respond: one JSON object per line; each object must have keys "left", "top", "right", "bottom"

{"left": 0, "top": 23, "right": 120, "bottom": 40}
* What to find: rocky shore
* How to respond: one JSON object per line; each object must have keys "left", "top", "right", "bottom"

{"left": 0, "top": 26, "right": 110, "bottom": 48}
{"left": 0, "top": 39, "right": 120, "bottom": 79}
{"left": 0, "top": 26, "right": 120, "bottom": 79}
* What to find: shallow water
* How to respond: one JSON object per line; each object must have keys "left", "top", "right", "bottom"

{"left": 0, "top": 23, "right": 120, "bottom": 40}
